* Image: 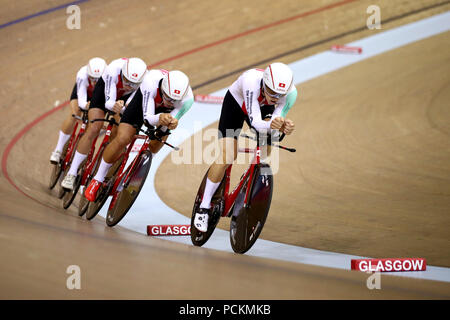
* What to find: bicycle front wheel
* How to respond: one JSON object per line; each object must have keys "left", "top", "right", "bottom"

{"left": 78, "top": 190, "right": 89, "bottom": 216}
{"left": 49, "top": 139, "right": 70, "bottom": 190}
{"left": 105, "top": 150, "right": 152, "bottom": 227}
{"left": 62, "top": 151, "right": 89, "bottom": 210}
{"left": 229, "top": 163, "right": 273, "bottom": 254}
{"left": 48, "top": 163, "right": 63, "bottom": 190}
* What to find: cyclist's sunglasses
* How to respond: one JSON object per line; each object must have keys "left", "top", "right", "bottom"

{"left": 263, "top": 82, "right": 285, "bottom": 99}
{"left": 122, "top": 74, "right": 141, "bottom": 89}
{"left": 162, "top": 90, "right": 176, "bottom": 103}
{"left": 88, "top": 76, "right": 100, "bottom": 84}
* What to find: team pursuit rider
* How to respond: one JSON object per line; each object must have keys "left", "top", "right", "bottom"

{"left": 84, "top": 69, "right": 194, "bottom": 201}
{"left": 61, "top": 57, "right": 148, "bottom": 190}
{"left": 193, "top": 62, "right": 298, "bottom": 232}
{"left": 49, "top": 57, "right": 107, "bottom": 164}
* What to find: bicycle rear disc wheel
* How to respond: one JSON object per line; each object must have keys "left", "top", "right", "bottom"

{"left": 230, "top": 164, "right": 273, "bottom": 254}
{"left": 190, "top": 170, "right": 226, "bottom": 247}
{"left": 106, "top": 151, "right": 152, "bottom": 227}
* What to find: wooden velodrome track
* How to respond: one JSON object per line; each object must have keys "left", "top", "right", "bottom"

{"left": 0, "top": 0, "right": 449, "bottom": 299}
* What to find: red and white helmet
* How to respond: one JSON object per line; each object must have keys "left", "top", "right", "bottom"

{"left": 87, "top": 57, "right": 107, "bottom": 78}
{"left": 263, "top": 62, "right": 293, "bottom": 95}
{"left": 161, "top": 70, "right": 190, "bottom": 101}
{"left": 122, "top": 57, "right": 147, "bottom": 84}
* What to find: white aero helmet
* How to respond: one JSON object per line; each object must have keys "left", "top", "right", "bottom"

{"left": 87, "top": 57, "right": 107, "bottom": 78}
{"left": 161, "top": 70, "right": 190, "bottom": 101}
{"left": 122, "top": 57, "right": 147, "bottom": 84}
{"left": 263, "top": 62, "right": 293, "bottom": 95}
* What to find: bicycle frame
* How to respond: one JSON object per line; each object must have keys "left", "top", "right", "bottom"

{"left": 110, "top": 134, "right": 149, "bottom": 195}
{"left": 62, "top": 113, "right": 88, "bottom": 170}
{"left": 107, "top": 125, "right": 176, "bottom": 212}
{"left": 61, "top": 121, "right": 79, "bottom": 170}
{"left": 222, "top": 145, "right": 261, "bottom": 217}
{"left": 80, "top": 115, "right": 116, "bottom": 186}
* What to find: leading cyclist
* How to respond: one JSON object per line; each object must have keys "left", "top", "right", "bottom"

{"left": 193, "top": 62, "right": 298, "bottom": 232}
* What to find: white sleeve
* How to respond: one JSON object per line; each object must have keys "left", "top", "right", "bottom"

{"left": 76, "top": 76, "right": 89, "bottom": 110}
{"left": 142, "top": 89, "right": 159, "bottom": 126}
{"left": 242, "top": 76, "right": 271, "bottom": 132}
{"left": 104, "top": 72, "right": 117, "bottom": 111}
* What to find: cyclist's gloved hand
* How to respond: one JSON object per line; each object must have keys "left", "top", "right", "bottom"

{"left": 281, "top": 119, "right": 295, "bottom": 135}
{"left": 270, "top": 117, "right": 285, "bottom": 131}
{"left": 158, "top": 113, "right": 178, "bottom": 130}
{"left": 112, "top": 100, "right": 124, "bottom": 114}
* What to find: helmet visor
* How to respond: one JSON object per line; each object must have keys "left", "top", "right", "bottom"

{"left": 88, "top": 75, "right": 100, "bottom": 84}
{"left": 263, "top": 81, "right": 285, "bottom": 99}
{"left": 162, "top": 90, "right": 177, "bottom": 103}
{"left": 122, "top": 74, "right": 141, "bottom": 89}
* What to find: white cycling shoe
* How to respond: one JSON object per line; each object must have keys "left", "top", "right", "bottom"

{"left": 50, "top": 151, "right": 61, "bottom": 164}
{"left": 194, "top": 208, "right": 210, "bottom": 233}
{"left": 61, "top": 174, "right": 76, "bottom": 190}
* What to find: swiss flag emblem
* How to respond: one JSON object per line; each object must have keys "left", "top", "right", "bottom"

{"left": 132, "top": 73, "right": 138, "bottom": 78}
{"left": 174, "top": 89, "right": 180, "bottom": 94}
{"left": 279, "top": 83, "right": 286, "bottom": 88}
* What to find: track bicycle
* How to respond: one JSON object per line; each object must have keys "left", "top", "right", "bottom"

{"left": 85, "top": 121, "right": 179, "bottom": 226}
{"left": 62, "top": 111, "right": 118, "bottom": 210}
{"left": 190, "top": 129, "right": 296, "bottom": 253}
{"left": 48, "top": 111, "right": 88, "bottom": 199}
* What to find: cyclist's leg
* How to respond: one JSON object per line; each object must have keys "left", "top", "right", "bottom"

{"left": 110, "top": 93, "right": 132, "bottom": 141}
{"left": 92, "top": 93, "right": 144, "bottom": 184}
{"left": 199, "top": 137, "right": 237, "bottom": 209}
{"left": 93, "top": 122, "right": 136, "bottom": 183}
{"left": 68, "top": 107, "right": 104, "bottom": 174}
{"left": 200, "top": 90, "right": 243, "bottom": 209}
{"left": 148, "top": 135, "right": 168, "bottom": 154}
{"left": 62, "top": 101, "right": 81, "bottom": 134}
{"left": 66, "top": 78, "right": 106, "bottom": 176}
{"left": 51, "top": 85, "right": 80, "bottom": 159}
